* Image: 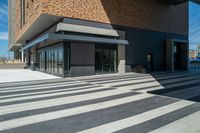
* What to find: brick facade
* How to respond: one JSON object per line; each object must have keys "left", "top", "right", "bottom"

{"left": 15, "top": 0, "right": 42, "bottom": 42}
{"left": 14, "top": 0, "right": 188, "bottom": 43}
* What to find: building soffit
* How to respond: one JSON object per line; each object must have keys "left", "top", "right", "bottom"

{"left": 155, "top": 0, "right": 188, "bottom": 5}
{"left": 155, "top": 0, "right": 200, "bottom": 5}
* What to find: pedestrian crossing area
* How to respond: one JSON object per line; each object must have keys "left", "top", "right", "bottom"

{"left": 0, "top": 72, "right": 200, "bottom": 132}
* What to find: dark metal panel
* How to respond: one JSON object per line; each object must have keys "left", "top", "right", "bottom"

{"left": 23, "top": 33, "right": 129, "bottom": 50}
{"left": 62, "top": 18, "right": 114, "bottom": 30}
{"left": 23, "top": 34, "right": 49, "bottom": 50}
{"left": 49, "top": 33, "right": 129, "bottom": 45}
{"left": 192, "top": 0, "right": 200, "bottom": 4}
{"left": 155, "top": 0, "right": 188, "bottom": 5}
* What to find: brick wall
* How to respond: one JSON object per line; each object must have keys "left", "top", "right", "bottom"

{"left": 15, "top": 0, "right": 43, "bottom": 42}
{"left": 14, "top": 0, "right": 188, "bottom": 43}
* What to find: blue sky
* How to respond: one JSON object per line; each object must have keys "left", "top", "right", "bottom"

{"left": 0, "top": 0, "right": 8, "bottom": 57}
{"left": 0, "top": 1, "right": 200, "bottom": 57}
{"left": 189, "top": 1, "right": 200, "bottom": 50}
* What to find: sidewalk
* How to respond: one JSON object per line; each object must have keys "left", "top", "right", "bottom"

{"left": 0, "top": 69, "right": 59, "bottom": 83}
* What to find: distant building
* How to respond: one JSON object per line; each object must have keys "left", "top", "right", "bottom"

{"left": 189, "top": 50, "right": 198, "bottom": 59}
{"left": 197, "top": 44, "right": 200, "bottom": 57}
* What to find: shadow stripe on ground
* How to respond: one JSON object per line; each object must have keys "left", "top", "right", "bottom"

{"left": 0, "top": 78, "right": 75, "bottom": 89}
{"left": 91, "top": 76, "right": 153, "bottom": 84}
{"left": 0, "top": 85, "right": 101, "bottom": 100}
{"left": 0, "top": 88, "right": 116, "bottom": 106}
{"left": 149, "top": 81, "right": 200, "bottom": 95}
{"left": 0, "top": 83, "right": 95, "bottom": 96}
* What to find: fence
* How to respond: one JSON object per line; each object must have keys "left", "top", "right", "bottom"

{"left": 189, "top": 62, "right": 200, "bottom": 70}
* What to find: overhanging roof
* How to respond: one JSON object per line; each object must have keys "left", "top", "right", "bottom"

{"left": 155, "top": 0, "right": 188, "bottom": 5}
{"left": 23, "top": 33, "right": 129, "bottom": 50}
{"left": 192, "top": 0, "right": 200, "bottom": 4}
{"left": 17, "top": 14, "right": 62, "bottom": 43}
{"left": 9, "top": 44, "right": 22, "bottom": 51}
{"left": 155, "top": 0, "right": 200, "bottom": 5}
{"left": 56, "top": 23, "right": 119, "bottom": 37}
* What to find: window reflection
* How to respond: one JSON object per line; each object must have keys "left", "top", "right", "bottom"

{"left": 95, "top": 46, "right": 117, "bottom": 73}
{"left": 37, "top": 45, "right": 64, "bottom": 76}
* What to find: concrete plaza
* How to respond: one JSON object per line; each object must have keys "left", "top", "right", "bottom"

{"left": 0, "top": 70, "right": 200, "bottom": 132}
{"left": 0, "top": 69, "right": 60, "bottom": 83}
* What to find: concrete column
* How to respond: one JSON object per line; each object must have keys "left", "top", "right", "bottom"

{"left": 117, "top": 30, "right": 126, "bottom": 75}
{"left": 118, "top": 45, "right": 126, "bottom": 74}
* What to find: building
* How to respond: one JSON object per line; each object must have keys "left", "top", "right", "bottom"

{"left": 197, "top": 44, "right": 200, "bottom": 57}
{"left": 189, "top": 50, "right": 198, "bottom": 59}
{"left": 9, "top": 0, "right": 198, "bottom": 77}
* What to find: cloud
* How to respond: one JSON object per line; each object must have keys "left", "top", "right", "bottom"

{"left": 0, "top": 4, "right": 8, "bottom": 16}
{"left": 0, "top": 32, "right": 8, "bottom": 40}
{"left": 0, "top": 4, "right": 8, "bottom": 29}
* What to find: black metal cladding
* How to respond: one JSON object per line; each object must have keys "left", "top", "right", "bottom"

{"left": 155, "top": 0, "right": 188, "bottom": 5}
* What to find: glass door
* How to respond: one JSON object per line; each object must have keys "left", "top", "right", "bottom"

{"left": 174, "top": 44, "right": 181, "bottom": 69}
{"left": 37, "top": 44, "right": 64, "bottom": 76}
{"left": 54, "top": 49, "right": 58, "bottom": 74}
{"left": 95, "top": 49, "right": 103, "bottom": 72}
{"left": 44, "top": 51, "right": 47, "bottom": 71}
{"left": 58, "top": 48, "right": 63, "bottom": 75}
{"left": 95, "top": 46, "right": 117, "bottom": 73}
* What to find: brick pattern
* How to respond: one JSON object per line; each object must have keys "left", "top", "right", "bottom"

{"left": 14, "top": 0, "right": 188, "bottom": 43}
{"left": 15, "top": 0, "right": 43, "bottom": 42}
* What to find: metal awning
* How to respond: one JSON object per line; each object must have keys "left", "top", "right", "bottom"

{"left": 23, "top": 33, "right": 129, "bottom": 50}
{"left": 56, "top": 23, "right": 120, "bottom": 37}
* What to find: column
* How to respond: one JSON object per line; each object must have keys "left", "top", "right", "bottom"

{"left": 117, "top": 30, "right": 126, "bottom": 75}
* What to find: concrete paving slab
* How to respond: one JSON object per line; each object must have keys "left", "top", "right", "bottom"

{"left": 1, "top": 71, "right": 200, "bottom": 133}
{"left": 0, "top": 69, "right": 59, "bottom": 83}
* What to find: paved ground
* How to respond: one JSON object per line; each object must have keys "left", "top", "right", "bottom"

{"left": 0, "top": 71, "right": 200, "bottom": 132}
{"left": 0, "top": 69, "right": 59, "bottom": 83}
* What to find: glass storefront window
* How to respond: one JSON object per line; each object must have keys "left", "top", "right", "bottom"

{"left": 58, "top": 48, "right": 63, "bottom": 75}
{"left": 54, "top": 49, "right": 58, "bottom": 74}
{"left": 36, "top": 44, "right": 65, "bottom": 76}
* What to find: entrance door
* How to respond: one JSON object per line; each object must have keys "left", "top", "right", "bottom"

{"left": 174, "top": 44, "right": 181, "bottom": 69}
{"left": 147, "top": 53, "right": 153, "bottom": 71}
{"left": 95, "top": 46, "right": 117, "bottom": 73}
